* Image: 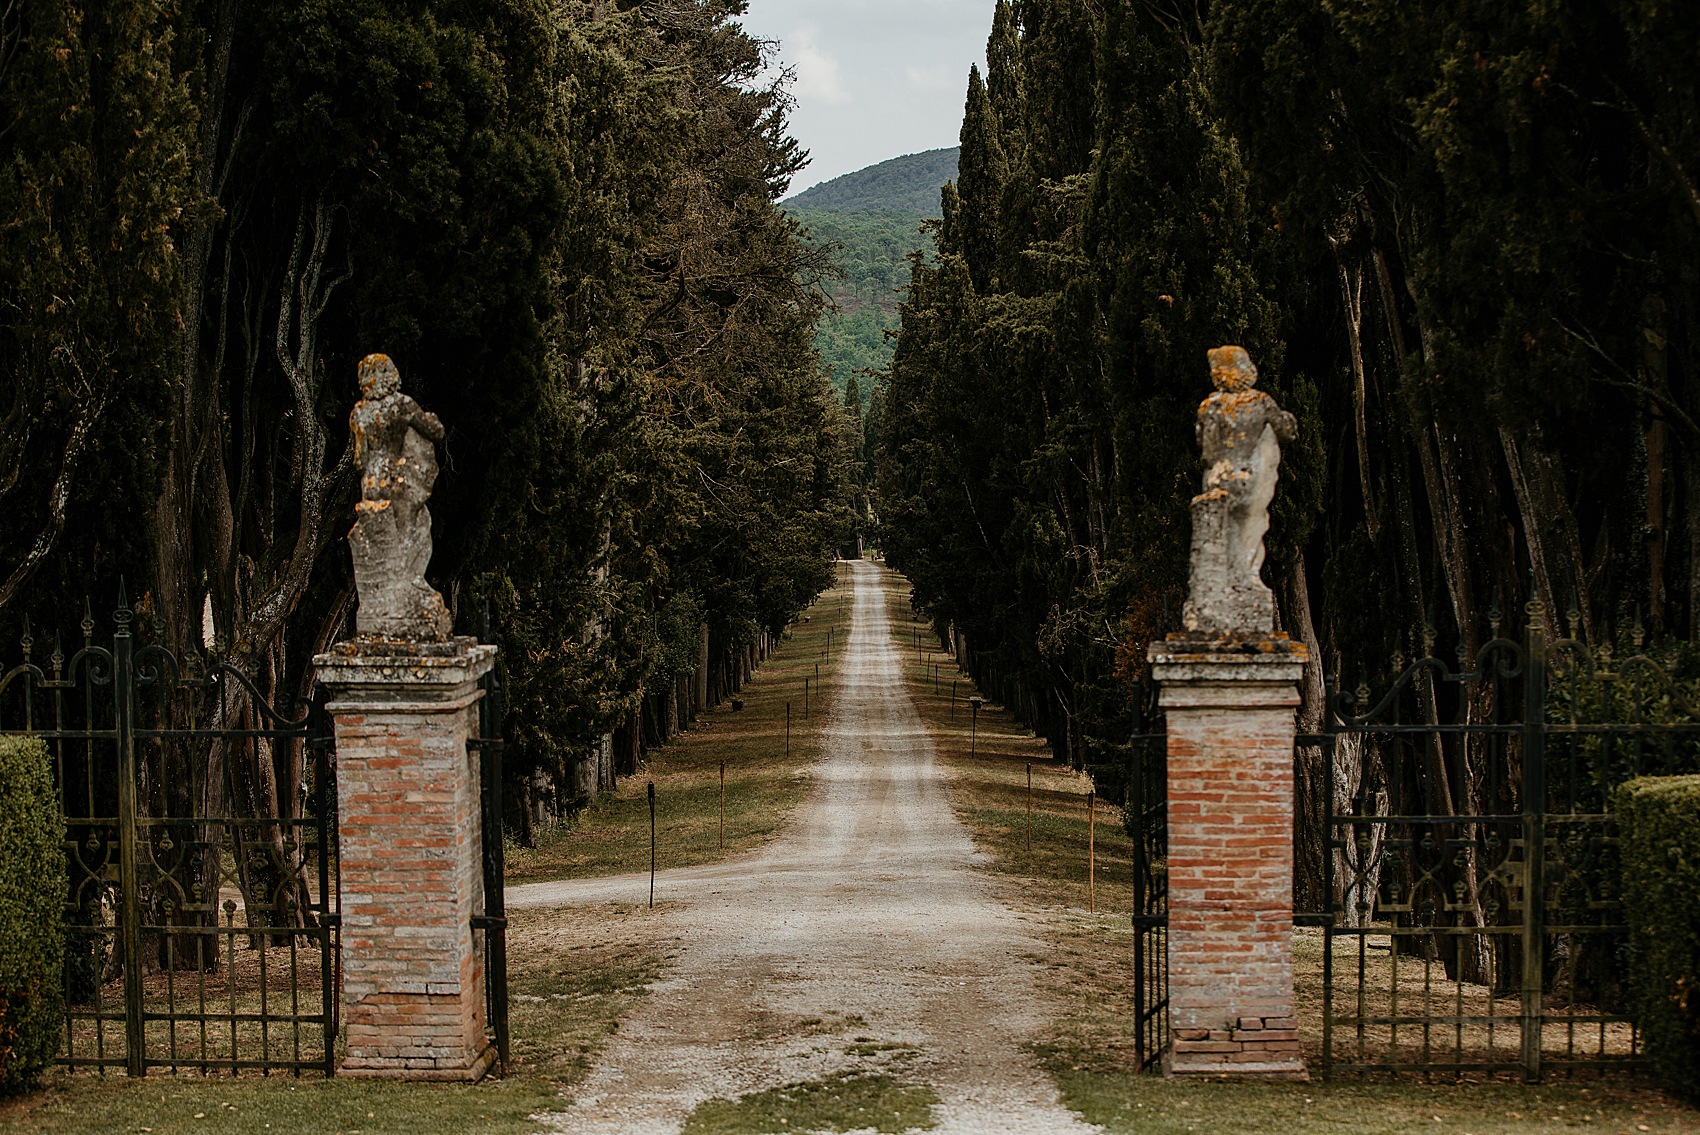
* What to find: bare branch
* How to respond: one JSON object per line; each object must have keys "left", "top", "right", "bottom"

{"left": 1556, "top": 317, "right": 1700, "bottom": 440}
{"left": 0, "top": 387, "right": 106, "bottom": 612}
{"left": 247, "top": 195, "right": 353, "bottom": 657}
{"left": 1597, "top": 82, "right": 1700, "bottom": 231}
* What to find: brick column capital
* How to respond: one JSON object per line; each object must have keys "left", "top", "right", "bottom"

{"left": 315, "top": 639, "right": 496, "bottom": 707}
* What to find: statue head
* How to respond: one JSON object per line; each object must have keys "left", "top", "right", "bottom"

{"left": 358, "top": 353, "right": 402, "bottom": 400}
{"left": 1207, "top": 345, "right": 1258, "bottom": 393}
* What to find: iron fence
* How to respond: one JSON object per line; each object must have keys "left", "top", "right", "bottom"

{"left": 0, "top": 594, "right": 338, "bottom": 1076}
{"left": 1307, "top": 597, "right": 1688, "bottom": 1079}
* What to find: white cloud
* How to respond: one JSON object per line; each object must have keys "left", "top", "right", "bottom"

{"left": 904, "top": 63, "right": 960, "bottom": 91}
{"left": 792, "top": 28, "right": 853, "bottom": 107}
{"left": 740, "top": 0, "right": 993, "bottom": 191}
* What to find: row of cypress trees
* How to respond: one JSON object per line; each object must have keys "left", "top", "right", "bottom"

{"left": 0, "top": 1, "right": 856, "bottom": 831}
{"left": 879, "top": 0, "right": 1700, "bottom": 906}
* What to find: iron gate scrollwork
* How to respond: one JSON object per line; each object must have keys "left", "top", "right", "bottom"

{"left": 0, "top": 594, "right": 339, "bottom": 1076}
{"left": 1308, "top": 595, "right": 1688, "bottom": 1079}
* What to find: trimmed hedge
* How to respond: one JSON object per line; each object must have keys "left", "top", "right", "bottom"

{"left": 0, "top": 736, "right": 64, "bottom": 1094}
{"left": 1616, "top": 774, "right": 1700, "bottom": 1101}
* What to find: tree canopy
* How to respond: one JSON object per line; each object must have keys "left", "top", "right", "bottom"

{"left": 0, "top": 0, "right": 855, "bottom": 830}
{"left": 878, "top": 0, "right": 1700, "bottom": 907}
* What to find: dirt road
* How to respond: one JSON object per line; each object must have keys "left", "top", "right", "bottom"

{"left": 510, "top": 560, "right": 1099, "bottom": 1134}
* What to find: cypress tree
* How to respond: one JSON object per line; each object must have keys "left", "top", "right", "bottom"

{"left": 952, "top": 66, "right": 1005, "bottom": 291}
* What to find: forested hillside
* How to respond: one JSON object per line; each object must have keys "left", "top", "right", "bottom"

{"left": 879, "top": 0, "right": 1700, "bottom": 905}
{"left": 0, "top": 0, "right": 855, "bottom": 833}
{"left": 788, "top": 209, "right": 925, "bottom": 400}
{"left": 786, "top": 147, "right": 958, "bottom": 214}
{"left": 784, "top": 149, "right": 957, "bottom": 399}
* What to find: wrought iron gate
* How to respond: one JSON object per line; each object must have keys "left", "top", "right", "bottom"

{"left": 1309, "top": 597, "right": 1686, "bottom": 1079}
{"left": 1125, "top": 681, "right": 1168, "bottom": 1072}
{"left": 0, "top": 594, "right": 339, "bottom": 1075}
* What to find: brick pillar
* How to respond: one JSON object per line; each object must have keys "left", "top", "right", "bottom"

{"left": 313, "top": 640, "right": 497, "bottom": 1080}
{"left": 1148, "top": 644, "right": 1309, "bottom": 1081}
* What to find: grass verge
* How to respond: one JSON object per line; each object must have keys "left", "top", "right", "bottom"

{"left": 681, "top": 1070, "right": 939, "bottom": 1135}
{"left": 507, "top": 563, "right": 854, "bottom": 882}
{"left": 875, "top": 562, "right": 1700, "bottom": 1135}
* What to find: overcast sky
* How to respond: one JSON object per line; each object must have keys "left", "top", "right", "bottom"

{"left": 737, "top": 0, "right": 994, "bottom": 195}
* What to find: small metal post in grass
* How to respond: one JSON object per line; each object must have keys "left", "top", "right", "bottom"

{"left": 1088, "top": 790, "right": 1096, "bottom": 913}
{"left": 969, "top": 695, "right": 984, "bottom": 758}
{"left": 1027, "top": 763, "right": 1033, "bottom": 854}
{"left": 951, "top": 681, "right": 958, "bottom": 720}
{"left": 719, "top": 761, "right": 725, "bottom": 850}
{"left": 648, "top": 781, "right": 657, "bottom": 909}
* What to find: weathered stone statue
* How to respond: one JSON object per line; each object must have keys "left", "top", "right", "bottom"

{"left": 1181, "top": 346, "right": 1299, "bottom": 639}
{"left": 347, "top": 354, "right": 453, "bottom": 642}
{"left": 1148, "top": 345, "right": 1310, "bottom": 1083}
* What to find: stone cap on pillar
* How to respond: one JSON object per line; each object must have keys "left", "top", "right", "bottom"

{"left": 1147, "top": 633, "right": 1307, "bottom": 707}
{"left": 313, "top": 637, "right": 497, "bottom": 707}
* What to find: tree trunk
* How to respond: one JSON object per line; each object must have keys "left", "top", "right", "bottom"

{"left": 1644, "top": 295, "right": 1671, "bottom": 634}
{"left": 1283, "top": 551, "right": 1328, "bottom": 914}
{"left": 1501, "top": 426, "right": 1593, "bottom": 641}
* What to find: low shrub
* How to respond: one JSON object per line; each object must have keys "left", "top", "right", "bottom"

{"left": 1615, "top": 774, "right": 1700, "bottom": 1101}
{"left": 0, "top": 735, "right": 65, "bottom": 1094}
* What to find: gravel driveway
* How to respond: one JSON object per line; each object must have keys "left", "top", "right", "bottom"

{"left": 512, "top": 559, "right": 1101, "bottom": 1134}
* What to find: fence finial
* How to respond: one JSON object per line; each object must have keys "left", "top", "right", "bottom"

{"left": 1525, "top": 567, "right": 1546, "bottom": 628}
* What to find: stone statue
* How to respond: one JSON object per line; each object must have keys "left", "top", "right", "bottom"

{"left": 347, "top": 354, "right": 453, "bottom": 642}
{"left": 1181, "top": 346, "right": 1299, "bottom": 639}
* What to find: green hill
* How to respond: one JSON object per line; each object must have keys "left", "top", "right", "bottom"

{"left": 785, "top": 147, "right": 958, "bottom": 215}
{"left": 791, "top": 209, "right": 928, "bottom": 399}
{"left": 787, "top": 149, "right": 956, "bottom": 398}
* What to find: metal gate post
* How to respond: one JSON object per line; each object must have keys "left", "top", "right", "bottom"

{"left": 1131, "top": 736, "right": 1148, "bottom": 1069}
{"left": 477, "top": 734, "right": 509, "bottom": 1072}
{"left": 113, "top": 599, "right": 146, "bottom": 1076}
{"left": 312, "top": 711, "right": 339, "bottom": 1080}
{"left": 1520, "top": 598, "right": 1548, "bottom": 1083}
{"left": 472, "top": 607, "right": 509, "bottom": 1073}
{"left": 1320, "top": 716, "right": 1338, "bottom": 1080}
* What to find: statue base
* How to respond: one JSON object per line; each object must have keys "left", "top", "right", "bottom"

{"left": 1183, "top": 488, "right": 1279, "bottom": 638}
